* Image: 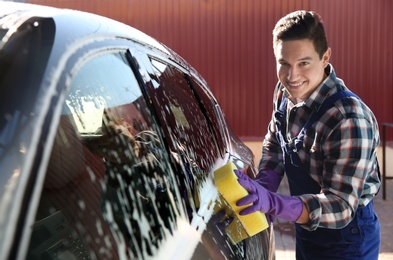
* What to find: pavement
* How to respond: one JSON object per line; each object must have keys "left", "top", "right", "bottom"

{"left": 244, "top": 141, "right": 393, "bottom": 260}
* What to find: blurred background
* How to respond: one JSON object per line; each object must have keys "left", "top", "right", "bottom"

{"left": 21, "top": 0, "right": 393, "bottom": 141}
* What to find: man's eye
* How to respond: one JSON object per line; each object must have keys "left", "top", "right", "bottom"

{"left": 299, "top": 62, "right": 309, "bottom": 66}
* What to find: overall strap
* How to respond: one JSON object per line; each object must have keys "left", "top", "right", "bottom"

{"left": 293, "top": 91, "right": 360, "bottom": 152}
{"left": 274, "top": 92, "right": 289, "bottom": 147}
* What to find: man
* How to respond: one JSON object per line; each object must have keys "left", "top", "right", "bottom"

{"left": 235, "top": 10, "right": 381, "bottom": 259}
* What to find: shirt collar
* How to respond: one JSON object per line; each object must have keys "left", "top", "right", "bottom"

{"left": 283, "top": 64, "right": 340, "bottom": 112}
{"left": 305, "top": 64, "right": 337, "bottom": 111}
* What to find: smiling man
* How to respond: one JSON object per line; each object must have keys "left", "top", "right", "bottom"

{"left": 234, "top": 10, "right": 381, "bottom": 259}
{"left": 275, "top": 38, "right": 330, "bottom": 103}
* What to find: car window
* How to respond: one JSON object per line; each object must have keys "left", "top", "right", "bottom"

{"left": 145, "top": 59, "right": 222, "bottom": 218}
{"left": 148, "top": 59, "right": 220, "bottom": 172}
{"left": 27, "top": 51, "right": 181, "bottom": 259}
{"left": 188, "top": 77, "right": 227, "bottom": 157}
{"left": 0, "top": 17, "right": 55, "bottom": 207}
{"left": 0, "top": 17, "right": 55, "bottom": 133}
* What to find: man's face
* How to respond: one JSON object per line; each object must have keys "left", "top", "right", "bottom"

{"left": 274, "top": 39, "right": 330, "bottom": 102}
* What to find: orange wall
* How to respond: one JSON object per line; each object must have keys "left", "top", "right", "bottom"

{"left": 28, "top": 0, "right": 393, "bottom": 139}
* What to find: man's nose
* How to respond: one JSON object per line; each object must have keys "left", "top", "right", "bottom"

{"left": 287, "top": 66, "right": 299, "bottom": 81}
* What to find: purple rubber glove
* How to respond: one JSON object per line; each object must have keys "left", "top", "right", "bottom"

{"left": 253, "top": 169, "right": 282, "bottom": 224}
{"left": 255, "top": 169, "right": 282, "bottom": 192}
{"left": 234, "top": 170, "right": 303, "bottom": 222}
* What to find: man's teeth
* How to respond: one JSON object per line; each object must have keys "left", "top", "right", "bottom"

{"left": 289, "top": 82, "right": 302, "bottom": 87}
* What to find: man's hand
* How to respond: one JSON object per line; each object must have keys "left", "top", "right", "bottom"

{"left": 234, "top": 170, "right": 304, "bottom": 223}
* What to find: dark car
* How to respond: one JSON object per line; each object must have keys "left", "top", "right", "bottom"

{"left": 0, "top": 2, "right": 274, "bottom": 259}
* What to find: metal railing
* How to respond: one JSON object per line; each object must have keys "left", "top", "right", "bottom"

{"left": 382, "top": 123, "right": 393, "bottom": 200}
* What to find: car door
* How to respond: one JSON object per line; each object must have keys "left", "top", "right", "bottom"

{"left": 128, "top": 47, "right": 272, "bottom": 259}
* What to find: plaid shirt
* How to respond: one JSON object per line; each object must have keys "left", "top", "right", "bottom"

{"left": 259, "top": 64, "right": 381, "bottom": 231}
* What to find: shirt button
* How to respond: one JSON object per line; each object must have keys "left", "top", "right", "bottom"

{"left": 351, "top": 228, "right": 359, "bottom": 234}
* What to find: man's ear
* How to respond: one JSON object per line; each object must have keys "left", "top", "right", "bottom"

{"left": 323, "top": 48, "right": 331, "bottom": 67}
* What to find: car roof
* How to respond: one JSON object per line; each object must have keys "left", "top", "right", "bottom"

{"left": 0, "top": 1, "right": 210, "bottom": 92}
{"left": 0, "top": 1, "right": 174, "bottom": 58}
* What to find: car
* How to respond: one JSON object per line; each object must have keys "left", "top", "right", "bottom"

{"left": 0, "top": 2, "right": 274, "bottom": 259}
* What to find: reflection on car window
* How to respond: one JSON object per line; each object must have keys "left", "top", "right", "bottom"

{"left": 27, "top": 51, "right": 180, "bottom": 259}
{"left": 188, "top": 77, "right": 227, "bottom": 157}
{"left": 148, "top": 58, "right": 221, "bottom": 220}
{"left": 149, "top": 59, "right": 219, "bottom": 172}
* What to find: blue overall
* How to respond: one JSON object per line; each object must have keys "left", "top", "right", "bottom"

{"left": 274, "top": 91, "right": 380, "bottom": 259}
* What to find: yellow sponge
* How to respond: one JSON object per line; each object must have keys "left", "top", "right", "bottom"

{"left": 213, "top": 162, "right": 269, "bottom": 244}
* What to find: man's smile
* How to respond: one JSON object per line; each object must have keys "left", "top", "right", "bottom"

{"left": 287, "top": 81, "right": 305, "bottom": 88}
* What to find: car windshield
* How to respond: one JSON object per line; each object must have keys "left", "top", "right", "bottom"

{"left": 0, "top": 16, "right": 55, "bottom": 248}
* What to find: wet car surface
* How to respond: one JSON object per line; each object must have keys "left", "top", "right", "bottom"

{"left": 0, "top": 2, "right": 273, "bottom": 259}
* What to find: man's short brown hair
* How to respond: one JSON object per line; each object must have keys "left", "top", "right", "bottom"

{"left": 273, "top": 10, "right": 328, "bottom": 59}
